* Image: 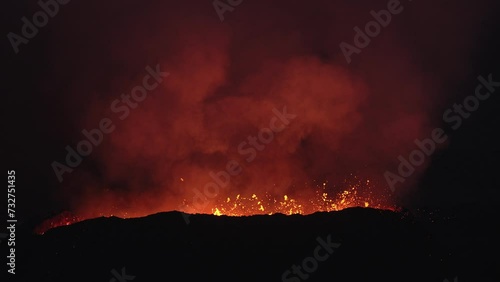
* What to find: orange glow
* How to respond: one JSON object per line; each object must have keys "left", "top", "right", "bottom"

{"left": 35, "top": 211, "right": 81, "bottom": 235}
{"left": 181, "top": 177, "right": 395, "bottom": 216}
{"left": 206, "top": 179, "right": 393, "bottom": 216}
{"left": 35, "top": 177, "right": 395, "bottom": 234}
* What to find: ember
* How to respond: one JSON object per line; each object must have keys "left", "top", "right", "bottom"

{"left": 35, "top": 211, "right": 81, "bottom": 235}
{"left": 35, "top": 176, "right": 395, "bottom": 234}
{"left": 207, "top": 178, "right": 395, "bottom": 216}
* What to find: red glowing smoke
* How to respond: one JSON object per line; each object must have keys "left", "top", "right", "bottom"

{"left": 41, "top": 0, "right": 490, "bottom": 219}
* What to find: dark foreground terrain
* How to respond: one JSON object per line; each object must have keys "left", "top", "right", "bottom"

{"left": 13, "top": 206, "right": 499, "bottom": 282}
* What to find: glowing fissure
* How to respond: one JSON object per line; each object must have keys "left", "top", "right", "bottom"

{"left": 36, "top": 177, "right": 394, "bottom": 234}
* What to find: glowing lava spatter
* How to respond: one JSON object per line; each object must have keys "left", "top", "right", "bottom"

{"left": 35, "top": 177, "right": 395, "bottom": 234}
{"left": 35, "top": 211, "right": 81, "bottom": 235}
{"left": 206, "top": 178, "right": 394, "bottom": 216}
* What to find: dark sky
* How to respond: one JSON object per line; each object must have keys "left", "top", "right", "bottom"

{"left": 3, "top": 0, "right": 500, "bottom": 226}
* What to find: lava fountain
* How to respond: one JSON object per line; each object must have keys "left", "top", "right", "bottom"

{"left": 194, "top": 176, "right": 395, "bottom": 216}
{"left": 35, "top": 175, "right": 395, "bottom": 235}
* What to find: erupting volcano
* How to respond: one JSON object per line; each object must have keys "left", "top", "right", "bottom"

{"left": 193, "top": 177, "right": 395, "bottom": 216}
{"left": 29, "top": 0, "right": 483, "bottom": 235}
{"left": 7, "top": 0, "right": 499, "bottom": 281}
{"left": 29, "top": 0, "right": 491, "bottom": 240}
{"left": 36, "top": 175, "right": 396, "bottom": 234}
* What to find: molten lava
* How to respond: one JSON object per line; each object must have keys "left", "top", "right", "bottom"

{"left": 35, "top": 211, "right": 81, "bottom": 235}
{"left": 206, "top": 178, "right": 394, "bottom": 216}
{"left": 35, "top": 177, "right": 395, "bottom": 235}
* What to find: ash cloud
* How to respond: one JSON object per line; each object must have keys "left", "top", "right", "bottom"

{"left": 40, "top": 0, "right": 491, "bottom": 217}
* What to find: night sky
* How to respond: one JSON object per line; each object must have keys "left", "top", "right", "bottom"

{"left": 3, "top": 0, "right": 500, "bottom": 229}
